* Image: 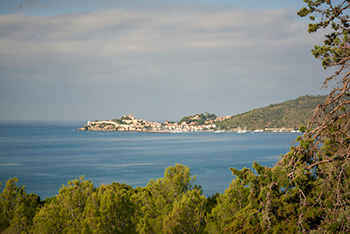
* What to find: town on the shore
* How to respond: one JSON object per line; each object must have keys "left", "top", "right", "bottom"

{"left": 77, "top": 114, "right": 299, "bottom": 133}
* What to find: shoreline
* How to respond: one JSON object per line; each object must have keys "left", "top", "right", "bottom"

{"left": 76, "top": 128, "right": 300, "bottom": 133}
{"left": 77, "top": 114, "right": 300, "bottom": 133}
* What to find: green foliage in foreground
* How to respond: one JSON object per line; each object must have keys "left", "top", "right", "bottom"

{"left": 1, "top": 134, "right": 349, "bottom": 234}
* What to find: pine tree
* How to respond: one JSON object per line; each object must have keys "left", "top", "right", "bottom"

{"left": 32, "top": 176, "right": 94, "bottom": 233}
{"left": 205, "top": 1, "right": 350, "bottom": 232}
{"left": 82, "top": 182, "right": 137, "bottom": 233}
{"left": 0, "top": 178, "right": 40, "bottom": 233}
{"left": 135, "top": 164, "right": 198, "bottom": 233}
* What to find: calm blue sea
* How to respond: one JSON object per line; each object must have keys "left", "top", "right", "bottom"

{"left": 0, "top": 121, "right": 300, "bottom": 199}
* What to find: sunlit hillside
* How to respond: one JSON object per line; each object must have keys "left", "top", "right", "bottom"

{"left": 216, "top": 95, "right": 326, "bottom": 131}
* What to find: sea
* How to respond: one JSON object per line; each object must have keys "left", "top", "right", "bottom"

{"left": 0, "top": 121, "right": 301, "bottom": 200}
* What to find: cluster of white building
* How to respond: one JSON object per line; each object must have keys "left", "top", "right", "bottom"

{"left": 82, "top": 114, "right": 219, "bottom": 132}
{"left": 81, "top": 114, "right": 299, "bottom": 133}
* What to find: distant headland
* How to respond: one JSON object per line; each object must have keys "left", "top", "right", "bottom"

{"left": 77, "top": 95, "right": 327, "bottom": 133}
{"left": 78, "top": 113, "right": 231, "bottom": 133}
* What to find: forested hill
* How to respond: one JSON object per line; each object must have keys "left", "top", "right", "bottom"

{"left": 216, "top": 95, "right": 326, "bottom": 131}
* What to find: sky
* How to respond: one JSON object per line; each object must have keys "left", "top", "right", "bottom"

{"left": 0, "top": 0, "right": 332, "bottom": 121}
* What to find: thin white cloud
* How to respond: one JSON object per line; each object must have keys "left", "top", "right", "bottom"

{"left": 0, "top": 5, "right": 327, "bottom": 120}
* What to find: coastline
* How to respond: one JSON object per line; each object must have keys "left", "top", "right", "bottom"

{"left": 77, "top": 113, "right": 300, "bottom": 133}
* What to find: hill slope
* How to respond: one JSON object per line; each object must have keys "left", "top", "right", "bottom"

{"left": 216, "top": 95, "right": 326, "bottom": 131}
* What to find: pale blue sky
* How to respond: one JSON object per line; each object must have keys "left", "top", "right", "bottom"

{"left": 0, "top": 0, "right": 330, "bottom": 121}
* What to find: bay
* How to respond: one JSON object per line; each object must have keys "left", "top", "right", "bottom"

{"left": 0, "top": 121, "right": 300, "bottom": 199}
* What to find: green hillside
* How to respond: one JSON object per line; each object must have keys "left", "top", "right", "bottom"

{"left": 216, "top": 95, "right": 326, "bottom": 131}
